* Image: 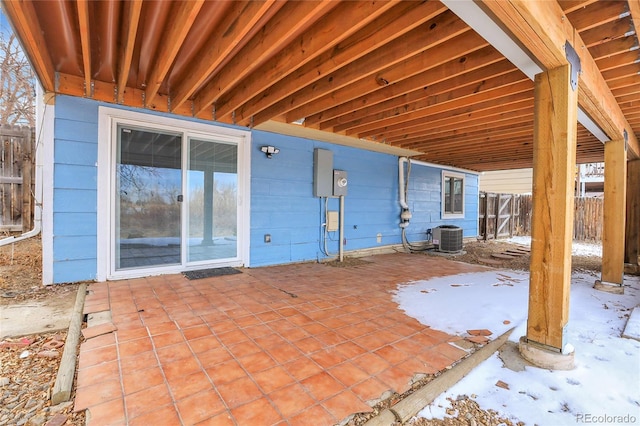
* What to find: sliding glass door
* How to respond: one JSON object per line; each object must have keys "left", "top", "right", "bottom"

{"left": 187, "top": 138, "right": 238, "bottom": 263}
{"left": 115, "top": 126, "right": 182, "bottom": 270}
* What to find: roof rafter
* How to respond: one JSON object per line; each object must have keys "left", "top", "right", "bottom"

{"left": 480, "top": 0, "right": 640, "bottom": 158}
{"left": 144, "top": 0, "right": 205, "bottom": 107}
{"left": 76, "top": 0, "right": 91, "bottom": 96}
{"left": 1, "top": 0, "right": 56, "bottom": 91}
{"left": 116, "top": 0, "right": 142, "bottom": 104}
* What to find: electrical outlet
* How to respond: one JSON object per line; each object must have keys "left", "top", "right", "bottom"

{"left": 264, "top": 234, "right": 271, "bottom": 243}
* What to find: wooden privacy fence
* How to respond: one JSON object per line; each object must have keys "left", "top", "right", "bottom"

{"left": 0, "top": 125, "right": 34, "bottom": 232}
{"left": 480, "top": 192, "right": 604, "bottom": 241}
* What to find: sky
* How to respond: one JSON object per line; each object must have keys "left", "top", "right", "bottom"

{"left": 393, "top": 244, "right": 640, "bottom": 425}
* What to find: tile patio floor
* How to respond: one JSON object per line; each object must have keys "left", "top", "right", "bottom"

{"left": 75, "top": 253, "right": 486, "bottom": 425}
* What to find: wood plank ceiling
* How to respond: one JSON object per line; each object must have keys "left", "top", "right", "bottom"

{"left": 3, "top": 0, "right": 639, "bottom": 172}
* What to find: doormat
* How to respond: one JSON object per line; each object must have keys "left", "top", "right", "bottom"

{"left": 183, "top": 267, "right": 242, "bottom": 280}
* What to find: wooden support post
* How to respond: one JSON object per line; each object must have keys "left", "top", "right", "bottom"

{"left": 597, "top": 139, "right": 626, "bottom": 290}
{"left": 625, "top": 159, "right": 640, "bottom": 269}
{"left": 526, "top": 64, "right": 577, "bottom": 352}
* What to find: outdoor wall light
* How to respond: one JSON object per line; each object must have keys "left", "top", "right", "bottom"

{"left": 260, "top": 145, "right": 280, "bottom": 158}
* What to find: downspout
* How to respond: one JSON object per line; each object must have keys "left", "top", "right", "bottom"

{"left": 398, "top": 157, "right": 411, "bottom": 227}
{"left": 0, "top": 90, "right": 45, "bottom": 246}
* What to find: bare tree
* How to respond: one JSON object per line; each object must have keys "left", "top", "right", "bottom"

{"left": 0, "top": 31, "right": 35, "bottom": 126}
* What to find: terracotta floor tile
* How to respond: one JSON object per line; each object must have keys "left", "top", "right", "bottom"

{"left": 309, "top": 348, "right": 347, "bottom": 369}
{"left": 254, "top": 333, "right": 286, "bottom": 350}
{"left": 152, "top": 330, "right": 185, "bottom": 348}
{"left": 156, "top": 342, "right": 193, "bottom": 364}
{"left": 351, "top": 377, "right": 390, "bottom": 405}
{"left": 231, "top": 397, "right": 283, "bottom": 426}
{"left": 162, "top": 356, "right": 202, "bottom": 381}
{"left": 294, "top": 336, "right": 325, "bottom": 355}
{"left": 410, "top": 331, "right": 442, "bottom": 347}
{"left": 228, "top": 339, "right": 261, "bottom": 358}
{"left": 78, "top": 345, "right": 118, "bottom": 370}
{"left": 252, "top": 366, "right": 295, "bottom": 394}
{"left": 146, "top": 320, "right": 179, "bottom": 336}
{"left": 115, "top": 327, "right": 149, "bottom": 343}
{"left": 128, "top": 403, "right": 181, "bottom": 426}
{"left": 393, "top": 337, "right": 426, "bottom": 355}
{"left": 267, "top": 342, "right": 303, "bottom": 364}
{"left": 417, "top": 349, "right": 457, "bottom": 371}
{"left": 334, "top": 341, "right": 368, "bottom": 359}
{"left": 188, "top": 335, "right": 221, "bottom": 354}
{"left": 206, "top": 359, "right": 248, "bottom": 385}
{"left": 216, "top": 376, "right": 263, "bottom": 408}
{"left": 314, "top": 331, "right": 345, "bottom": 348}
{"left": 327, "top": 361, "right": 370, "bottom": 387}
{"left": 74, "top": 379, "right": 122, "bottom": 411}
{"left": 268, "top": 382, "right": 316, "bottom": 418}
{"left": 375, "top": 344, "right": 412, "bottom": 366}
{"left": 125, "top": 383, "right": 173, "bottom": 419}
{"left": 377, "top": 367, "right": 412, "bottom": 394}
{"left": 256, "top": 311, "right": 282, "bottom": 323}
{"left": 353, "top": 333, "right": 391, "bottom": 352}
{"left": 352, "top": 352, "right": 391, "bottom": 376}
{"left": 182, "top": 325, "right": 213, "bottom": 340}
{"left": 119, "top": 350, "right": 160, "bottom": 376}
{"left": 168, "top": 370, "right": 213, "bottom": 401}
{"left": 122, "top": 365, "right": 165, "bottom": 396}
{"left": 242, "top": 324, "right": 273, "bottom": 339}
{"left": 288, "top": 404, "right": 336, "bottom": 426}
{"left": 197, "top": 346, "right": 233, "bottom": 369}
{"left": 301, "top": 371, "right": 344, "bottom": 402}
{"left": 194, "top": 411, "right": 236, "bottom": 426}
{"left": 278, "top": 325, "right": 309, "bottom": 342}
{"left": 84, "top": 396, "right": 125, "bottom": 426}
{"left": 422, "top": 327, "right": 456, "bottom": 342}
{"left": 283, "top": 356, "right": 323, "bottom": 381}
{"left": 396, "top": 357, "right": 434, "bottom": 376}
{"left": 433, "top": 342, "right": 468, "bottom": 361}
{"left": 217, "top": 329, "right": 250, "bottom": 347}
{"left": 80, "top": 332, "right": 115, "bottom": 352}
{"left": 77, "top": 360, "right": 119, "bottom": 388}
{"left": 238, "top": 351, "right": 277, "bottom": 374}
{"left": 322, "top": 390, "right": 372, "bottom": 423}
{"left": 118, "top": 337, "right": 153, "bottom": 358}
{"left": 176, "top": 389, "right": 226, "bottom": 425}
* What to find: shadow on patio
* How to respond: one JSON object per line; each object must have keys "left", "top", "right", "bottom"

{"left": 74, "top": 253, "right": 487, "bottom": 425}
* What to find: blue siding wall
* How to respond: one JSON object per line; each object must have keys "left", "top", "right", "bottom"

{"left": 249, "top": 131, "right": 479, "bottom": 266}
{"left": 53, "top": 96, "right": 100, "bottom": 283}
{"left": 51, "top": 96, "right": 478, "bottom": 282}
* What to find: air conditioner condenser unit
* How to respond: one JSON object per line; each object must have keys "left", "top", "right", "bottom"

{"left": 432, "top": 225, "right": 463, "bottom": 253}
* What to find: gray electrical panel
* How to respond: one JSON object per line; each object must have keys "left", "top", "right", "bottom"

{"left": 313, "top": 148, "right": 333, "bottom": 197}
{"left": 333, "top": 169, "right": 348, "bottom": 196}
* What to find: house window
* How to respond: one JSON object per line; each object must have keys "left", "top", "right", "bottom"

{"left": 442, "top": 171, "right": 464, "bottom": 218}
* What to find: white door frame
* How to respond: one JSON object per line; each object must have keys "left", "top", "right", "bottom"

{"left": 97, "top": 106, "right": 251, "bottom": 281}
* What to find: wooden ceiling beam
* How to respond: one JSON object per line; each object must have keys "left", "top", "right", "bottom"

{"left": 596, "top": 50, "right": 640, "bottom": 72}
{"left": 602, "top": 63, "right": 640, "bottom": 81}
{"left": 288, "top": 31, "right": 489, "bottom": 127}
{"left": 193, "top": 0, "right": 338, "bottom": 118}
{"left": 76, "top": 0, "right": 92, "bottom": 96}
{"left": 304, "top": 45, "right": 505, "bottom": 129}
{"left": 144, "top": 0, "right": 205, "bottom": 108}
{"left": 331, "top": 66, "right": 525, "bottom": 133}
{"left": 116, "top": 0, "right": 142, "bottom": 104}
{"left": 352, "top": 80, "right": 533, "bottom": 138}
{"left": 559, "top": 0, "right": 601, "bottom": 15}
{"left": 480, "top": 0, "right": 640, "bottom": 158}
{"left": 383, "top": 99, "right": 533, "bottom": 143}
{"left": 1, "top": 0, "right": 56, "bottom": 91}
{"left": 588, "top": 37, "right": 638, "bottom": 61}
{"left": 168, "top": 1, "right": 273, "bottom": 112}
{"left": 212, "top": 0, "right": 400, "bottom": 122}
{"left": 580, "top": 17, "right": 633, "bottom": 48}
{"left": 565, "top": 1, "right": 629, "bottom": 32}
{"left": 386, "top": 110, "right": 534, "bottom": 145}
{"left": 249, "top": 9, "right": 467, "bottom": 127}
{"left": 228, "top": 1, "right": 446, "bottom": 126}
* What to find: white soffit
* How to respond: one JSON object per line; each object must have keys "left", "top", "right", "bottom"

{"left": 442, "top": 0, "right": 610, "bottom": 143}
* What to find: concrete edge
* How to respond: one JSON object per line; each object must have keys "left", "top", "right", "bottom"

{"left": 51, "top": 283, "right": 87, "bottom": 405}
{"left": 364, "top": 327, "right": 515, "bottom": 426}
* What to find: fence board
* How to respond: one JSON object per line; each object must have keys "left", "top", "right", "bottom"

{"left": 0, "top": 125, "right": 34, "bottom": 232}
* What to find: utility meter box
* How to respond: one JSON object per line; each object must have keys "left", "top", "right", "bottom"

{"left": 314, "top": 149, "right": 333, "bottom": 197}
{"left": 333, "top": 170, "right": 348, "bottom": 196}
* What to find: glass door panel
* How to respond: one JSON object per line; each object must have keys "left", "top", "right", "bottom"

{"left": 187, "top": 138, "right": 238, "bottom": 263}
{"left": 115, "top": 126, "right": 182, "bottom": 270}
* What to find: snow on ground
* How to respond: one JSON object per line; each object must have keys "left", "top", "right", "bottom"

{"left": 394, "top": 270, "right": 640, "bottom": 425}
{"left": 506, "top": 236, "right": 603, "bottom": 258}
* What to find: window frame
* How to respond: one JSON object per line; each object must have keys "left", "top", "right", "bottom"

{"left": 442, "top": 170, "right": 465, "bottom": 219}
